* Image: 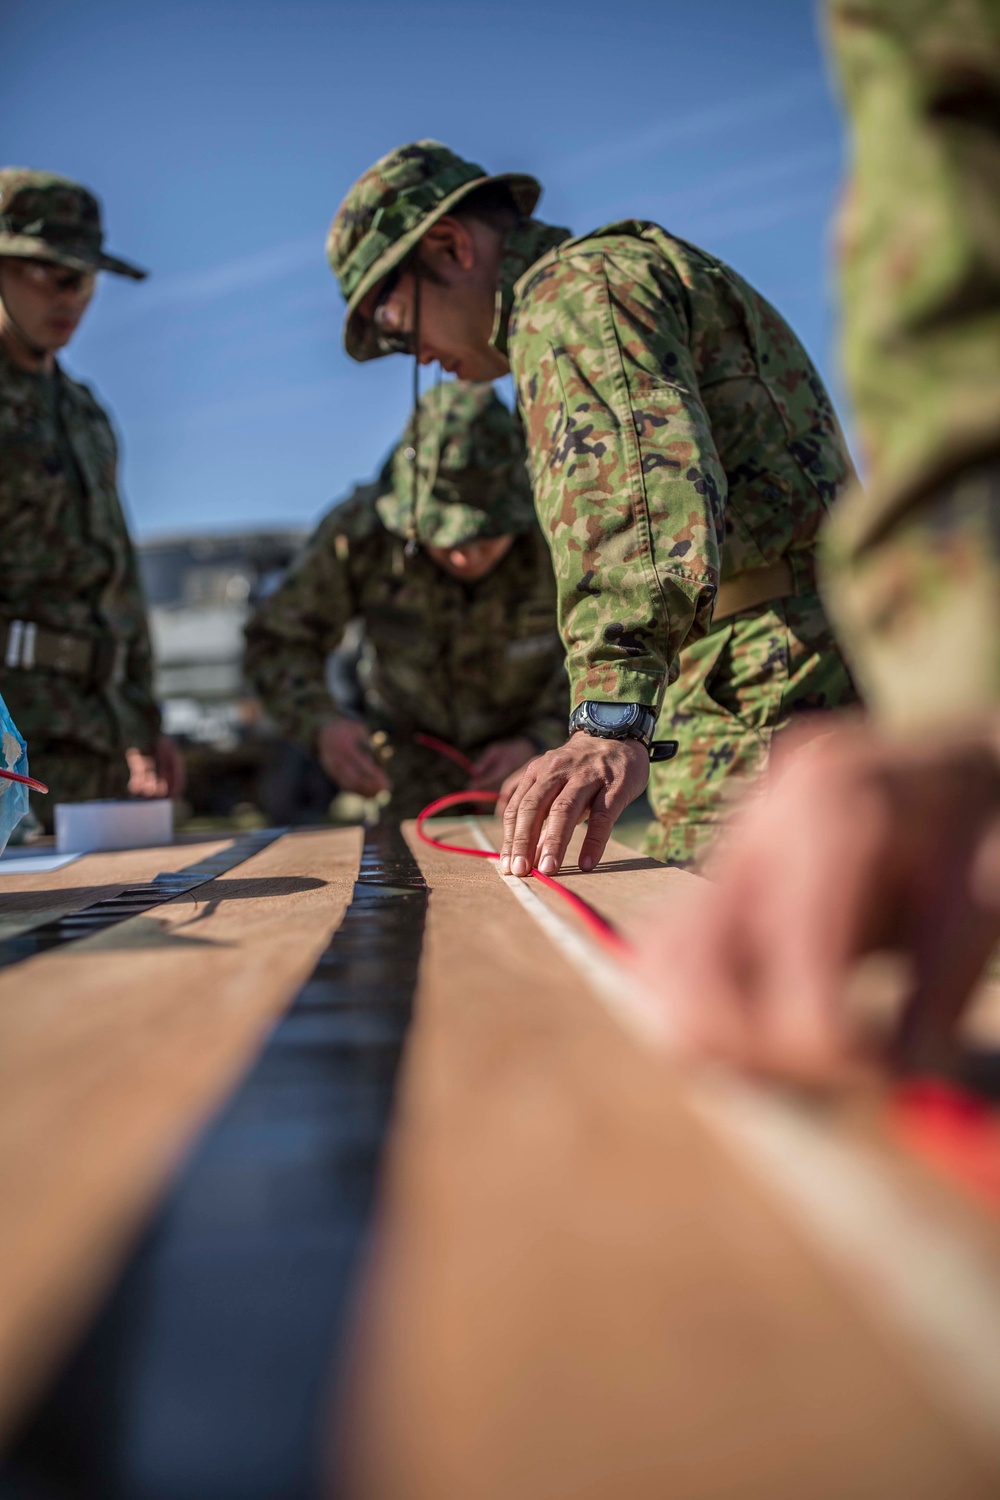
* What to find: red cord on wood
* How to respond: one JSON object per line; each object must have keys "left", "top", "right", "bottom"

{"left": 888, "top": 1077, "right": 1000, "bottom": 1215}
{"left": 0, "top": 768, "right": 48, "bottom": 793}
{"left": 415, "top": 789, "right": 628, "bottom": 955}
{"left": 415, "top": 760, "right": 1000, "bottom": 1213}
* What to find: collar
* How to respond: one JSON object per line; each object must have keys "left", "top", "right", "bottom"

{"left": 0, "top": 334, "right": 59, "bottom": 390}
{"left": 489, "top": 218, "right": 572, "bottom": 359}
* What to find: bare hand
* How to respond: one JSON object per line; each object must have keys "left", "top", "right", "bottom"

{"left": 631, "top": 718, "right": 1000, "bottom": 1085}
{"left": 317, "top": 718, "right": 391, "bottom": 798}
{"left": 468, "top": 736, "right": 538, "bottom": 792}
{"left": 497, "top": 733, "right": 649, "bottom": 877}
{"left": 126, "top": 735, "right": 185, "bottom": 799}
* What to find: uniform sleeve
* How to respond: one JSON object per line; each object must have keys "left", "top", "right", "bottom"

{"left": 243, "top": 518, "right": 360, "bottom": 750}
{"left": 821, "top": 0, "right": 1000, "bottom": 729}
{"left": 522, "top": 659, "right": 571, "bottom": 752}
{"left": 509, "top": 242, "right": 725, "bottom": 709}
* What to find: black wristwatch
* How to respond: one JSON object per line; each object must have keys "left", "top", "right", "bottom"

{"left": 568, "top": 702, "right": 678, "bottom": 762}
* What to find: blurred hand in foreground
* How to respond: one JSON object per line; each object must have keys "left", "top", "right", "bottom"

{"left": 497, "top": 733, "right": 649, "bottom": 876}
{"left": 126, "top": 735, "right": 185, "bottom": 799}
{"left": 468, "top": 736, "right": 538, "bottom": 792}
{"left": 631, "top": 718, "right": 1000, "bottom": 1086}
{"left": 317, "top": 718, "right": 391, "bottom": 798}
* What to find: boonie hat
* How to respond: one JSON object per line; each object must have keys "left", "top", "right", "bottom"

{"left": 327, "top": 140, "right": 540, "bottom": 363}
{"left": 0, "top": 169, "right": 147, "bottom": 280}
{"left": 376, "top": 380, "right": 536, "bottom": 548}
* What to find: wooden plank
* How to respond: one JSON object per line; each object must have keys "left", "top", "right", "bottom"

{"left": 340, "top": 819, "right": 1000, "bottom": 1500}
{"left": 0, "top": 838, "right": 234, "bottom": 944}
{"left": 0, "top": 825, "right": 362, "bottom": 1442}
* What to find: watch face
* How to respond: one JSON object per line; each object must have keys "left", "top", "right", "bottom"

{"left": 588, "top": 702, "right": 633, "bottom": 729}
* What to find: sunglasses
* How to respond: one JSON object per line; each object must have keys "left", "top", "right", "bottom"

{"left": 372, "top": 262, "right": 419, "bottom": 357}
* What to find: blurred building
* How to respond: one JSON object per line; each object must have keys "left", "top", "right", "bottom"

{"left": 138, "top": 530, "right": 342, "bottom": 824}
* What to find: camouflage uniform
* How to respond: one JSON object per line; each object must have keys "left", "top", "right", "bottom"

{"left": 822, "top": 0, "right": 1000, "bottom": 729}
{"left": 328, "top": 144, "right": 856, "bottom": 864}
{"left": 0, "top": 170, "right": 158, "bottom": 826}
{"left": 244, "top": 382, "right": 569, "bottom": 820}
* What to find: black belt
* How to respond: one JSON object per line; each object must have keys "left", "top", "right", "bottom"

{"left": 0, "top": 618, "right": 127, "bottom": 685}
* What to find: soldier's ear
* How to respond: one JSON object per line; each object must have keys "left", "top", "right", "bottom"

{"left": 421, "top": 215, "right": 477, "bottom": 275}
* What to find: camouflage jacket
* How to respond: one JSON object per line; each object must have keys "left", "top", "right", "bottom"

{"left": 821, "top": 0, "right": 1000, "bottom": 729}
{"left": 244, "top": 478, "right": 569, "bottom": 754}
{"left": 498, "top": 219, "right": 851, "bottom": 708}
{"left": 0, "top": 342, "right": 160, "bottom": 756}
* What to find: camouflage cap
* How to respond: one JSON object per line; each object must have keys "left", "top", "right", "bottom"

{"left": 327, "top": 140, "right": 540, "bottom": 363}
{"left": 376, "top": 380, "right": 536, "bottom": 548}
{"left": 0, "top": 169, "right": 147, "bottom": 280}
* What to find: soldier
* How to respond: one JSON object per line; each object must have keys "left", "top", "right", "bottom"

{"left": 324, "top": 141, "right": 856, "bottom": 873}
{"left": 244, "top": 380, "right": 568, "bottom": 820}
{"left": 0, "top": 168, "right": 182, "bottom": 826}
{"left": 629, "top": 0, "right": 1000, "bottom": 1082}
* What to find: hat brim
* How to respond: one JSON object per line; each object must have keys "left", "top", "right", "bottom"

{"left": 0, "top": 235, "right": 147, "bottom": 280}
{"left": 342, "top": 171, "right": 540, "bottom": 364}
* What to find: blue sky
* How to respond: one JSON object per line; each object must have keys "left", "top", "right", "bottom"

{"left": 2, "top": 0, "right": 847, "bottom": 540}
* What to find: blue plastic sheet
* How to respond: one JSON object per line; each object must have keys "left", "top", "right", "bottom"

{"left": 0, "top": 692, "right": 31, "bottom": 855}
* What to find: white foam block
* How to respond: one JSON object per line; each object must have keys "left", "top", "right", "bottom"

{"left": 0, "top": 851, "right": 80, "bottom": 874}
{"left": 55, "top": 799, "right": 173, "bottom": 855}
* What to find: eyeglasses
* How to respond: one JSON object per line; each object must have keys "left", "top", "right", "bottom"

{"left": 372, "top": 263, "right": 418, "bottom": 356}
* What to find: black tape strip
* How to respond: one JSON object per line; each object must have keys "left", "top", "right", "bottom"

{"left": 1, "top": 821, "right": 427, "bottom": 1500}
{"left": 0, "top": 828, "right": 286, "bottom": 970}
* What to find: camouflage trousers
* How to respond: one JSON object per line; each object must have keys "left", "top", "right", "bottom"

{"left": 373, "top": 733, "right": 477, "bottom": 822}
{"left": 26, "top": 745, "right": 130, "bottom": 833}
{"left": 642, "top": 590, "right": 857, "bottom": 868}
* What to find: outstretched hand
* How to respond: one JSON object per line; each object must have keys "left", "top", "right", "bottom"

{"left": 497, "top": 733, "right": 649, "bottom": 877}
{"left": 631, "top": 718, "right": 1000, "bottom": 1085}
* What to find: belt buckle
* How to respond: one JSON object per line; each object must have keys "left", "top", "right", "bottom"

{"left": 4, "top": 620, "right": 37, "bottom": 670}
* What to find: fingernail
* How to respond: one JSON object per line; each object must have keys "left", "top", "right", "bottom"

{"left": 579, "top": 854, "right": 594, "bottom": 872}
{"left": 539, "top": 854, "right": 557, "bottom": 875}
{"left": 500, "top": 855, "right": 510, "bottom": 874}
{"left": 511, "top": 856, "right": 529, "bottom": 877}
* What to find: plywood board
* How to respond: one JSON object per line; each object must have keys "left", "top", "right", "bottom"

{"left": 340, "top": 817, "right": 1000, "bottom": 1500}
{"left": 0, "top": 837, "right": 233, "bottom": 944}
{"left": 0, "top": 825, "right": 362, "bottom": 1442}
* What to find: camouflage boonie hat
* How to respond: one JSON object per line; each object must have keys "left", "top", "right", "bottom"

{"left": 376, "top": 380, "right": 536, "bottom": 548}
{"left": 0, "top": 169, "right": 147, "bottom": 280}
{"left": 327, "top": 140, "right": 541, "bottom": 363}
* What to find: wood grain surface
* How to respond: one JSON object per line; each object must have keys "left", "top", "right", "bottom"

{"left": 0, "top": 837, "right": 233, "bottom": 944}
{"left": 340, "top": 820, "right": 1000, "bottom": 1500}
{"left": 0, "top": 825, "right": 361, "bottom": 1442}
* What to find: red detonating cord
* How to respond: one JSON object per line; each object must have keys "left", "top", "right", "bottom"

{"left": 414, "top": 732, "right": 476, "bottom": 777}
{"left": 888, "top": 1076, "right": 1000, "bottom": 1214}
{"left": 414, "top": 738, "right": 1000, "bottom": 1209}
{"left": 0, "top": 768, "right": 48, "bottom": 793}
{"left": 415, "top": 789, "right": 629, "bottom": 955}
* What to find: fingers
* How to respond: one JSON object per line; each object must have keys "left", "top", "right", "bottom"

{"left": 470, "top": 739, "right": 536, "bottom": 792}
{"left": 336, "top": 741, "right": 391, "bottom": 797}
{"left": 502, "top": 767, "right": 599, "bottom": 877}
{"left": 126, "top": 751, "right": 160, "bottom": 798}
{"left": 317, "top": 720, "right": 391, "bottom": 797}
{"left": 500, "top": 738, "right": 649, "bottom": 876}
{"left": 496, "top": 763, "right": 529, "bottom": 818}
{"left": 343, "top": 753, "right": 391, "bottom": 797}
{"left": 576, "top": 792, "right": 619, "bottom": 873}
